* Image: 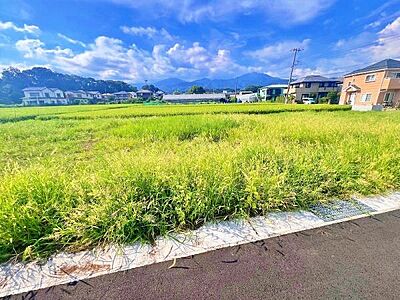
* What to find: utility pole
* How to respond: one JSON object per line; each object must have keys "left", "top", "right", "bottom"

{"left": 285, "top": 48, "right": 302, "bottom": 104}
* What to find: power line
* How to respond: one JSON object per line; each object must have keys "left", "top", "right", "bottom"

{"left": 285, "top": 48, "right": 302, "bottom": 104}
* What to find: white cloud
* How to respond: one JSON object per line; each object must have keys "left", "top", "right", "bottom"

{"left": 245, "top": 39, "right": 311, "bottom": 61}
{"left": 121, "top": 26, "right": 174, "bottom": 41}
{"left": 57, "top": 33, "right": 86, "bottom": 48}
{"left": 110, "top": 0, "right": 335, "bottom": 25}
{"left": 0, "top": 20, "right": 40, "bottom": 35}
{"left": 14, "top": 36, "right": 256, "bottom": 81}
{"left": 16, "top": 38, "right": 74, "bottom": 59}
{"left": 368, "top": 16, "right": 400, "bottom": 60}
{"left": 290, "top": 16, "right": 400, "bottom": 78}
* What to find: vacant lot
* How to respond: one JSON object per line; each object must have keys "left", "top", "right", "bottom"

{"left": 1, "top": 103, "right": 399, "bottom": 263}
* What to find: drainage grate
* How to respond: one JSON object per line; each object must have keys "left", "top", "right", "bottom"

{"left": 310, "top": 200, "right": 376, "bottom": 222}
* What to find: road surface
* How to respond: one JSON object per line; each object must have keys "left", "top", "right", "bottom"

{"left": 10, "top": 210, "right": 400, "bottom": 300}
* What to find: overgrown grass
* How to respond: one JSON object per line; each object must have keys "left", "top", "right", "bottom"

{"left": 0, "top": 106, "right": 399, "bottom": 263}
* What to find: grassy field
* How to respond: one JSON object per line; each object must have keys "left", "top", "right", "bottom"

{"left": 1, "top": 103, "right": 399, "bottom": 263}
{"left": 0, "top": 103, "right": 350, "bottom": 122}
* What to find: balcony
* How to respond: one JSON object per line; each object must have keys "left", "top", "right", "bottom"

{"left": 381, "top": 78, "right": 400, "bottom": 90}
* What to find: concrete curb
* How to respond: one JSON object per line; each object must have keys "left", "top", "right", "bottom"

{"left": 1, "top": 192, "right": 400, "bottom": 298}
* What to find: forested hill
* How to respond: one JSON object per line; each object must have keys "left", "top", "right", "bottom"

{"left": 0, "top": 67, "right": 136, "bottom": 104}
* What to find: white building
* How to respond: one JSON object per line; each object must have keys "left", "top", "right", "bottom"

{"left": 22, "top": 87, "right": 68, "bottom": 106}
{"left": 163, "top": 93, "right": 228, "bottom": 103}
{"left": 236, "top": 93, "right": 258, "bottom": 103}
{"left": 65, "top": 90, "right": 90, "bottom": 99}
{"left": 113, "top": 91, "right": 131, "bottom": 101}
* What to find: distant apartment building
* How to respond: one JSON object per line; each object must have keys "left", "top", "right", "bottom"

{"left": 65, "top": 90, "right": 100, "bottom": 100}
{"left": 339, "top": 59, "right": 400, "bottom": 111}
{"left": 288, "top": 76, "right": 342, "bottom": 103}
{"left": 136, "top": 89, "right": 154, "bottom": 100}
{"left": 113, "top": 91, "right": 131, "bottom": 101}
{"left": 22, "top": 87, "right": 68, "bottom": 106}
{"left": 258, "top": 84, "right": 287, "bottom": 101}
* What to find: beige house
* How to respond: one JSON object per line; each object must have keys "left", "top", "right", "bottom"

{"left": 288, "top": 75, "right": 342, "bottom": 103}
{"left": 339, "top": 59, "right": 400, "bottom": 111}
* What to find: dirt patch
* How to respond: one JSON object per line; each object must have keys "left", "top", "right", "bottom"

{"left": 57, "top": 263, "right": 110, "bottom": 276}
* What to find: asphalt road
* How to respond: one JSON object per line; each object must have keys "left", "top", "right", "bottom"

{"left": 9, "top": 210, "right": 400, "bottom": 300}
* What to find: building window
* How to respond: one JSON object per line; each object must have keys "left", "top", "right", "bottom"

{"left": 361, "top": 93, "right": 372, "bottom": 102}
{"left": 318, "top": 82, "right": 325, "bottom": 87}
{"left": 392, "top": 72, "right": 400, "bottom": 79}
{"left": 384, "top": 92, "right": 394, "bottom": 106}
{"left": 305, "top": 83, "right": 311, "bottom": 88}
{"left": 294, "top": 84, "right": 300, "bottom": 88}
{"left": 29, "top": 92, "right": 40, "bottom": 97}
{"left": 365, "top": 74, "right": 376, "bottom": 82}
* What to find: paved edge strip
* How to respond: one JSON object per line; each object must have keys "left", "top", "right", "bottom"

{"left": 1, "top": 192, "right": 400, "bottom": 298}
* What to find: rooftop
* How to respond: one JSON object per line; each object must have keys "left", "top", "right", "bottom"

{"left": 260, "top": 84, "right": 287, "bottom": 89}
{"left": 163, "top": 93, "right": 227, "bottom": 101}
{"left": 290, "top": 75, "right": 341, "bottom": 85}
{"left": 346, "top": 59, "right": 400, "bottom": 76}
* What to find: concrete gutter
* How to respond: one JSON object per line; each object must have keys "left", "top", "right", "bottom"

{"left": 1, "top": 192, "right": 400, "bottom": 298}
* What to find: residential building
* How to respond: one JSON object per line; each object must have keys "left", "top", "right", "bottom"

{"left": 339, "top": 59, "right": 400, "bottom": 111}
{"left": 154, "top": 91, "right": 165, "bottom": 99}
{"left": 288, "top": 75, "right": 342, "bottom": 103}
{"left": 258, "top": 84, "right": 287, "bottom": 101}
{"left": 128, "top": 92, "right": 137, "bottom": 99}
{"left": 163, "top": 93, "right": 228, "bottom": 103}
{"left": 22, "top": 87, "right": 67, "bottom": 106}
{"left": 236, "top": 93, "right": 258, "bottom": 103}
{"left": 65, "top": 90, "right": 90, "bottom": 99}
{"left": 87, "top": 91, "right": 102, "bottom": 100}
{"left": 136, "top": 89, "right": 154, "bottom": 100}
{"left": 113, "top": 91, "right": 131, "bottom": 101}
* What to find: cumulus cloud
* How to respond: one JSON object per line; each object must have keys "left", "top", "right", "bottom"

{"left": 14, "top": 36, "right": 256, "bottom": 81}
{"left": 0, "top": 20, "right": 40, "bottom": 35}
{"left": 16, "top": 39, "right": 74, "bottom": 59}
{"left": 367, "top": 16, "right": 400, "bottom": 60}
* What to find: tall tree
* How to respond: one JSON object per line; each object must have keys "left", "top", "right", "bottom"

{"left": 188, "top": 85, "right": 206, "bottom": 94}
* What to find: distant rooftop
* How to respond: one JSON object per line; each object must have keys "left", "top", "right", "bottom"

{"left": 291, "top": 75, "right": 341, "bottom": 85}
{"left": 163, "top": 93, "right": 227, "bottom": 101}
{"left": 346, "top": 59, "right": 400, "bottom": 76}
{"left": 113, "top": 91, "right": 129, "bottom": 95}
{"left": 260, "top": 84, "right": 287, "bottom": 89}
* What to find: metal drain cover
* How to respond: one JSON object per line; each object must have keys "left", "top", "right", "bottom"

{"left": 310, "top": 200, "right": 376, "bottom": 222}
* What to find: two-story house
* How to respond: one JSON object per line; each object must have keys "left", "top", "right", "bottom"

{"left": 22, "top": 87, "right": 67, "bottom": 106}
{"left": 339, "top": 59, "right": 400, "bottom": 111}
{"left": 258, "top": 84, "right": 287, "bottom": 101}
{"left": 288, "top": 75, "right": 342, "bottom": 103}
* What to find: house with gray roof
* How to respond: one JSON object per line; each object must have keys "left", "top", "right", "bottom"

{"left": 22, "top": 87, "right": 67, "bottom": 106}
{"left": 288, "top": 75, "right": 342, "bottom": 103}
{"left": 339, "top": 59, "right": 400, "bottom": 110}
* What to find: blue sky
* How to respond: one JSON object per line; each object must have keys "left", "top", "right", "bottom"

{"left": 0, "top": 0, "right": 399, "bottom": 83}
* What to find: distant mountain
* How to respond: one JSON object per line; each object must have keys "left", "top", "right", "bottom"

{"left": 0, "top": 67, "right": 136, "bottom": 104}
{"left": 155, "top": 72, "right": 287, "bottom": 93}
